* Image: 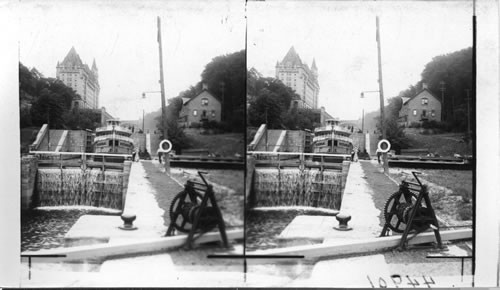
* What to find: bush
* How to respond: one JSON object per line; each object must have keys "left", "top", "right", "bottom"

{"left": 409, "top": 122, "right": 421, "bottom": 128}
{"left": 455, "top": 188, "right": 472, "bottom": 203}
{"left": 434, "top": 121, "right": 453, "bottom": 132}
{"left": 218, "top": 121, "right": 234, "bottom": 133}
{"left": 458, "top": 204, "right": 472, "bottom": 220}
{"left": 190, "top": 122, "right": 201, "bottom": 129}
{"left": 422, "top": 120, "right": 439, "bottom": 129}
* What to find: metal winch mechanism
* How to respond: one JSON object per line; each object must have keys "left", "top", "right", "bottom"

{"left": 165, "top": 171, "right": 228, "bottom": 249}
{"left": 380, "top": 171, "right": 443, "bottom": 250}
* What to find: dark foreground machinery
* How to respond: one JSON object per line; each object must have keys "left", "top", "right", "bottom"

{"left": 165, "top": 171, "right": 229, "bottom": 249}
{"left": 380, "top": 171, "right": 444, "bottom": 250}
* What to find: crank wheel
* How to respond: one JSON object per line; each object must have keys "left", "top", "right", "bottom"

{"left": 169, "top": 190, "right": 204, "bottom": 234}
{"left": 383, "top": 191, "right": 418, "bottom": 233}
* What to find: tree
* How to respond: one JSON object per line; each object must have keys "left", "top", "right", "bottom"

{"left": 282, "top": 108, "right": 320, "bottom": 131}
{"left": 62, "top": 108, "right": 101, "bottom": 130}
{"left": 155, "top": 97, "right": 189, "bottom": 153}
{"left": 200, "top": 50, "right": 245, "bottom": 132}
{"left": 248, "top": 68, "right": 313, "bottom": 130}
{"left": 30, "top": 88, "right": 67, "bottom": 128}
{"left": 248, "top": 93, "right": 282, "bottom": 129}
{"left": 19, "top": 62, "right": 79, "bottom": 129}
{"left": 376, "top": 96, "right": 410, "bottom": 154}
{"left": 420, "top": 47, "right": 472, "bottom": 126}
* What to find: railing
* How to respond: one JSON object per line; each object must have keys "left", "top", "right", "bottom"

{"left": 248, "top": 151, "right": 350, "bottom": 170}
{"left": 94, "top": 134, "right": 133, "bottom": 143}
{"left": 95, "top": 126, "right": 132, "bottom": 133}
{"left": 21, "top": 254, "right": 67, "bottom": 280}
{"left": 29, "top": 124, "right": 48, "bottom": 151}
{"left": 248, "top": 143, "right": 306, "bottom": 153}
{"left": 29, "top": 145, "right": 93, "bottom": 153}
{"left": 29, "top": 151, "right": 132, "bottom": 170}
{"left": 314, "top": 125, "right": 351, "bottom": 134}
{"left": 312, "top": 134, "right": 353, "bottom": 143}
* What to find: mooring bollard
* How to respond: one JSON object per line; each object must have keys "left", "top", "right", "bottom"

{"left": 119, "top": 213, "right": 138, "bottom": 230}
{"left": 334, "top": 212, "right": 352, "bottom": 231}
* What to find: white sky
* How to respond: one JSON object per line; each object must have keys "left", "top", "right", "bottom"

{"left": 247, "top": 1, "right": 473, "bottom": 120}
{"left": 18, "top": 0, "right": 245, "bottom": 120}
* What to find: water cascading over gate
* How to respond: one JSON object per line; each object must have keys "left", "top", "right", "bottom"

{"left": 253, "top": 168, "right": 344, "bottom": 209}
{"left": 36, "top": 168, "right": 124, "bottom": 209}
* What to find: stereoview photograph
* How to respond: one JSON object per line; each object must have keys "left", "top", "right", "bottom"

{"left": 245, "top": 1, "right": 475, "bottom": 287}
{"left": 18, "top": 1, "right": 245, "bottom": 286}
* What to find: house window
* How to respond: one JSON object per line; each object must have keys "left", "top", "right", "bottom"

{"left": 201, "top": 98, "right": 208, "bottom": 106}
{"left": 422, "top": 98, "right": 428, "bottom": 105}
{"left": 413, "top": 109, "right": 417, "bottom": 116}
{"left": 431, "top": 110, "right": 435, "bottom": 117}
{"left": 211, "top": 110, "right": 216, "bottom": 117}
{"left": 193, "top": 110, "right": 198, "bottom": 116}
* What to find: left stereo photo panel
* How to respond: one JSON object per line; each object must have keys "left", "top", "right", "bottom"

{"left": 18, "top": 1, "right": 246, "bottom": 287}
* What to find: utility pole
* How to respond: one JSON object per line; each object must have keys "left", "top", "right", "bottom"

{"left": 220, "top": 81, "right": 225, "bottom": 122}
{"left": 361, "top": 107, "right": 365, "bottom": 151}
{"left": 466, "top": 89, "right": 471, "bottom": 136}
{"left": 157, "top": 16, "right": 169, "bottom": 173}
{"left": 47, "top": 106, "right": 50, "bottom": 151}
{"left": 440, "top": 81, "right": 446, "bottom": 122}
{"left": 376, "top": 16, "right": 388, "bottom": 173}
{"left": 265, "top": 108, "right": 268, "bottom": 151}
{"left": 360, "top": 90, "right": 380, "bottom": 154}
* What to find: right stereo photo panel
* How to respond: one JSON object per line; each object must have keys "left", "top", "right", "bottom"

{"left": 245, "top": 1, "right": 476, "bottom": 287}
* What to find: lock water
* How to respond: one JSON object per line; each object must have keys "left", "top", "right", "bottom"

{"left": 21, "top": 208, "right": 119, "bottom": 252}
{"left": 245, "top": 208, "right": 337, "bottom": 252}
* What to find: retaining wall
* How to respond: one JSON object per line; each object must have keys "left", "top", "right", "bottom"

{"left": 21, "top": 156, "right": 38, "bottom": 210}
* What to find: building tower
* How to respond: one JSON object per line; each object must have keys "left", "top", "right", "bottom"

{"left": 56, "top": 47, "right": 100, "bottom": 109}
{"left": 275, "top": 46, "right": 320, "bottom": 109}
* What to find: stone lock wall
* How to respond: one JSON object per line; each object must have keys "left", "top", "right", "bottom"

{"left": 21, "top": 155, "right": 38, "bottom": 210}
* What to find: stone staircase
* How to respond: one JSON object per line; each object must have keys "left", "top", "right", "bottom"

{"left": 37, "top": 129, "right": 66, "bottom": 151}
{"left": 254, "top": 129, "right": 285, "bottom": 151}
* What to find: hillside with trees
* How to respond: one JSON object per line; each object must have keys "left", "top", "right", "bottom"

{"left": 145, "top": 50, "right": 245, "bottom": 153}
{"left": 397, "top": 47, "right": 473, "bottom": 131}
{"left": 19, "top": 62, "right": 102, "bottom": 131}
{"left": 363, "top": 47, "right": 473, "bottom": 154}
{"left": 247, "top": 68, "right": 320, "bottom": 131}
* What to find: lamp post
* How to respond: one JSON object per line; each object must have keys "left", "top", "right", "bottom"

{"left": 360, "top": 90, "right": 380, "bottom": 154}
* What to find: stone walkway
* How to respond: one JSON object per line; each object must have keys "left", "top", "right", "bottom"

{"left": 254, "top": 160, "right": 472, "bottom": 287}
{"left": 359, "top": 160, "right": 399, "bottom": 228}
{"left": 64, "top": 161, "right": 169, "bottom": 245}
{"left": 21, "top": 160, "right": 244, "bottom": 287}
{"left": 278, "top": 161, "right": 383, "bottom": 242}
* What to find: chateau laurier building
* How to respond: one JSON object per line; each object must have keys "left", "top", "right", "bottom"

{"left": 275, "top": 46, "right": 320, "bottom": 109}
{"left": 56, "top": 47, "right": 100, "bottom": 109}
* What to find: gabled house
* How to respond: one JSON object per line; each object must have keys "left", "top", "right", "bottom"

{"left": 398, "top": 84, "right": 442, "bottom": 127}
{"left": 178, "top": 85, "right": 221, "bottom": 128}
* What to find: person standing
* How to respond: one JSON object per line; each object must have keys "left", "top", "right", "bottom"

{"left": 134, "top": 148, "right": 140, "bottom": 162}
{"left": 376, "top": 148, "right": 382, "bottom": 164}
{"left": 132, "top": 148, "right": 137, "bottom": 162}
